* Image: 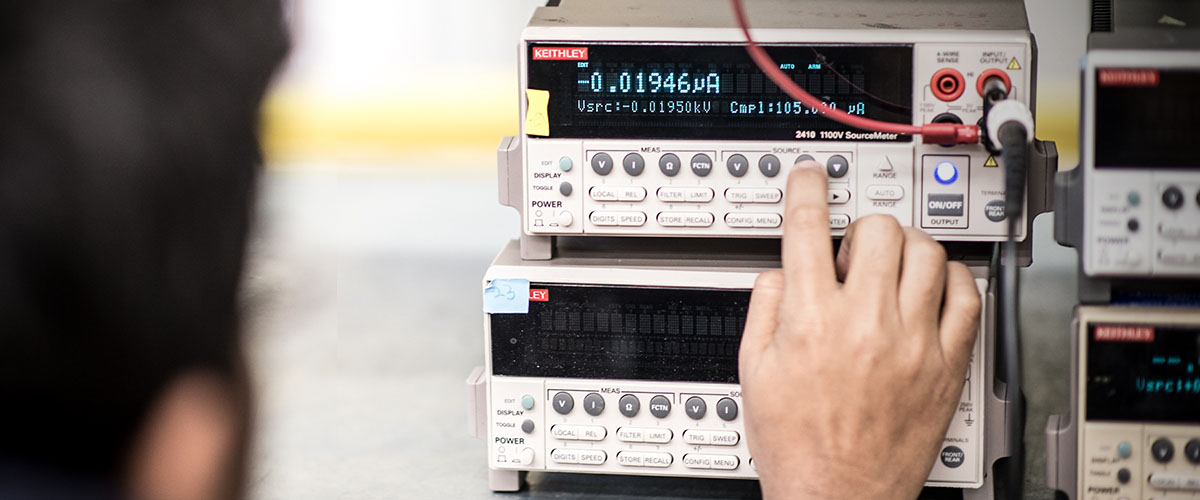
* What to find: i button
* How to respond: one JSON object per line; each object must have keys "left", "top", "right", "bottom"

{"left": 934, "top": 161, "right": 959, "bottom": 185}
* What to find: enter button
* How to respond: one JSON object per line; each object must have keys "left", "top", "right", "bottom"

{"left": 866, "top": 185, "right": 904, "bottom": 201}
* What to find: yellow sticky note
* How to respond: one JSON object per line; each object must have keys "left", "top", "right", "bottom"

{"left": 525, "top": 89, "right": 550, "bottom": 137}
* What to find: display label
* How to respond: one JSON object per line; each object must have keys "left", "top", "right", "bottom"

{"left": 1094, "top": 69, "right": 1200, "bottom": 169}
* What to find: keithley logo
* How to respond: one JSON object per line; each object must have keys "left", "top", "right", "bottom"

{"left": 533, "top": 47, "right": 588, "bottom": 61}
{"left": 1094, "top": 324, "right": 1155, "bottom": 342}
{"left": 529, "top": 289, "right": 549, "bottom": 302}
{"left": 1098, "top": 68, "right": 1160, "bottom": 87}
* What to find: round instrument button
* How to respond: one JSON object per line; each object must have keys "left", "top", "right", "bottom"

{"left": 583, "top": 393, "right": 605, "bottom": 416}
{"left": 759, "top": 154, "right": 782, "bottom": 177}
{"left": 619, "top": 394, "right": 640, "bottom": 418}
{"left": 591, "top": 153, "right": 614, "bottom": 175}
{"left": 827, "top": 154, "right": 850, "bottom": 179}
{"left": 659, "top": 153, "right": 682, "bottom": 177}
{"left": 649, "top": 395, "right": 672, "bottom": 418}
{"left": 726, "top": 154, "right": 750, "bottom": 177}
{"left": 552, "top": 392, "right": 575, "bottom": 415}
{"left": 1162, "top": 186, "right": 1184, "bottom": 210}
{"left": 1152, "top": 438, "right": 1175, "bottom": 463}
{"left": 716, "top": 397, "right": 739, "bottom": 421}
{"left": 1185, "top": 439, "right": 1200, "bottom": 464}
{"left": 685, "top": 396, "right": 707, "bottom": 420}
{"left": 623, "top": 153, "right": 646, "bottom": 176}
{"left": 1117, "top": 468, "right": 1131, "bottom": 484}
{"left": 690, "top": 154, "right": 714, "bottom": 177}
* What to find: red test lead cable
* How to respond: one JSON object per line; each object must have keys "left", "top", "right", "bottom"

{"left": 729, "top": 0, "right": 980, "bottom": 145}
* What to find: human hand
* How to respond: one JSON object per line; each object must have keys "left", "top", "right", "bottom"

{"left": 739, "top": 161, "right": 982, "bottom": 500}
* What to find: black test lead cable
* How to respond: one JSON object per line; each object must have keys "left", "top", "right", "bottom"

{"left": 986, "top": 98, "right": 1034, "bottom": 500}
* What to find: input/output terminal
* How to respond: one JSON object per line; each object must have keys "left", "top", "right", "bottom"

{"left": 977, "top": 68, "right": 1012, "bottom": 97}
{"left": 931, "top": 68, "right": 965, "bottom": 102}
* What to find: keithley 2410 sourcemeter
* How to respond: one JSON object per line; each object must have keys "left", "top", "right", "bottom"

{"left": 498, "top": 0, "right": 1055, "bottom": 260}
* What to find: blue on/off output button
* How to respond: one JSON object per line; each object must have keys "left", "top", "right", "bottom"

{"left": 934, "top": 161, "right": 959, "bottom": 185}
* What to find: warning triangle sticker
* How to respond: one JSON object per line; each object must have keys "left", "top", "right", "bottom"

{"left": 1007, "top": 57, "right": 1021, "bottom": 70}
{"left": 985, "top": 156, "right": 999, "bottom": 168}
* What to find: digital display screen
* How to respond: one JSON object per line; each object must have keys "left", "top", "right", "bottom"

{"left": 527, "top": 43, "right": 913, "bottom": 141}
{"left": 490, "top": 284, "right": 749, "bottom": 383}
{"left": 1086, "top": 323, "right": 1200, "bottom": 422}
{"left": 1094, "top": 68, "right": 1200, "bottom": 169}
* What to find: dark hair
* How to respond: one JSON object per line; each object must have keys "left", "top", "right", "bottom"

{"left": 0, "top": 0, "right": 287, "bottom": 491}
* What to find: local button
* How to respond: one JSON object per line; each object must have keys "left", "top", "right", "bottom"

{"left": 866, "top": 185, "right": 904, "bottom": 201}
{"left": 829, "top": 214, "right": 851, "bottom": 229}
{"left": 550, "top": 425, "right": 578, "bottom": 440}
{"left": 827, "top": 189, "right": 850, "bottom": 205}
{"left": 589, "top": 187, "right": 619, "bottom": 202}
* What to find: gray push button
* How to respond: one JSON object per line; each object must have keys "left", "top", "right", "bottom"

{"left": 560, "top": 182, "right": 573, "bottom": 196}
{"left": 659, "top": 153, "right": 682, "bottom": 177}
{"left": 619, "top": 394, "right": 640, "bottom": 418}
{"left": 927, "top": 194, "right": 965, "bottom": 217}
{"left": 1163, "top": 186, "right": 1185, "bottom": 210}
{"left": 759, "top": 154, "right": 782, "bottom": 177}
{"left": 691, "top": 154, "right": 714, "bottom": 177}
{"left": 591, "top": 153, "right": 614, "bottom": 175}
{"left": 1185, "top": 439, "right": 1200, "bottom": 464}
{"left": 716, "top": 398, "right": 738, "bottom": 421}
{"left": 826, "top": 154, "right": 850, "bottom": 178}
{"left": 1152, "top": 438, "right": 1175, "bottom": 463}
{"left": 553, "top": 392, "right": 575, "bottom": 415}
{"left": 649, "top": 395, "right": 671, "bottom": 418}
{"left": 522, "top": 419, "right": 535, "bottom": 434}
{"left": 726, "top": 154, "right": 750, "bottom": 177}
{"left": 623, "top": 153, "right": 646, "bottom": 176}
{"left": 584, "top": 393, "right": 605, "bottom": 416}
{"left": 685, "top": 396, "right": 707, "bottom": 420}
{"left": 984, "top": 200, "right": 1005, "bottom": 222}
{"left": 794, "top": 154, "right": 816, "bottom": 165}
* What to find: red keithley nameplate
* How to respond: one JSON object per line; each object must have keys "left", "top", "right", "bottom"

{"left": 1094, "top": 325, "right": 1155, "bottom": 342}
{"left": 529, "top": 289, "right": 549, "bottom": 302}
{"left": 533, "top": 47, "right": 588, "bottom": 61}
{"left": 1098, "top": 68, "right": 1160, "bottom": 87}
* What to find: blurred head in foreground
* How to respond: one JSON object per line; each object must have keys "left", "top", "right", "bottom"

{"left": 0, "top": 1, "right": 286, "bottom": 498}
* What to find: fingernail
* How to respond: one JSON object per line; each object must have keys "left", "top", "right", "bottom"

{"left": 792, "top": 159, "right": 822, "bottom": 170}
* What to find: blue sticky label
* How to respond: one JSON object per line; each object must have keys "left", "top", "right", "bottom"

{"left": 483, "top": 279, "right": 530, "bottom": 314}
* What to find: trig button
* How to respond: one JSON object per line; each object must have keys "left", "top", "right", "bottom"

{"left": 591, "top": 153, "right": 614, "bottom": 175}
{"left": 691, "top": 154, "right": 714, "bottom": 177}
